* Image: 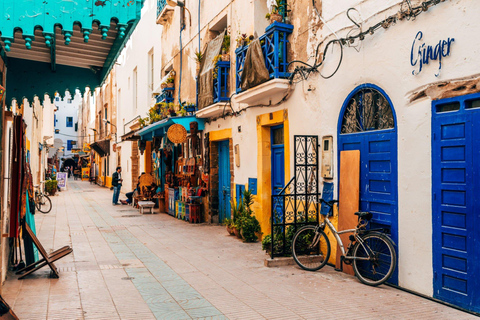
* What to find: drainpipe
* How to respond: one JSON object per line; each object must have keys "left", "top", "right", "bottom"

{"left": 196, "top": 0, "right": 200, "bottom": 108}
{"left": 178, "top": 15, "right": 186, "bottom": 104}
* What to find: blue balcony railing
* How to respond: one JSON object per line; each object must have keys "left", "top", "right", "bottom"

{"left": 235, "top": 22, "right": 294, "bottom": 93}
{"left": 156, "top": 87, "right": 174, "bottom": 104}
{"left": 213, "top": 61, "right": 230, "bottom": 103}
{"left": 157, "top": 0, "right": 167, "bottom": 17}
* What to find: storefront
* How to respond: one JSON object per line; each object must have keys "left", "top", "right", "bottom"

{"left": 137, "top": 116, "right": 207, "bottom": 222}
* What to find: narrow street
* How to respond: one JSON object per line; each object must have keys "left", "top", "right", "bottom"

{"left": 0, "top": 180, "right": 473, "bottom": 320}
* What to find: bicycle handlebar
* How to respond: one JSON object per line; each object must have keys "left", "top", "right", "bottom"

{"left": 320, "top": 199, "right": 338, "bottom": 207}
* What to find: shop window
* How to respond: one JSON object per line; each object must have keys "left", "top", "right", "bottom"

{"left": 66, "top": 117, "right": 73, "bottom": 127}
{"left": 341, "top": 87, "right": 395, "bottom": 134}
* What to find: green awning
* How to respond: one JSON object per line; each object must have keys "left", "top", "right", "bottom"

{"left": 0, "top": 0, "right": 144, "bottom": 101}
{"left": 137, "top": 116, "right": 206, "bottom": 141}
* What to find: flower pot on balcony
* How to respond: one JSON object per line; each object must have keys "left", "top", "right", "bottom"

{"left": 270, "top": 13, "right": 283, "bottom": 24}
{"left": 167, "top": 83, "right": 174, "bottom": 88}
{"left": 221, "top": 53, "right": 230, "bottom": 62}
{"left": 161, "top": 83, "right": 167, "bottom": 89}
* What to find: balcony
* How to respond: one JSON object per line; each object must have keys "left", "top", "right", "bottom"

{"left": 196, "top": 61, "right": 231, "bottom": 119}
{"left": 235, "top": 22, "right": 294, "bottom": 94}
{"left": 156, "top": 0, "right": 175, "bottom": 25}
{"left": 156, "top": 87, "right": 175, "bottom": 104}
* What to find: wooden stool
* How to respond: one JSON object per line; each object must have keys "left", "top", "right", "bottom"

{"left": 138, "top": 201, "right": 155, "bottom": 214}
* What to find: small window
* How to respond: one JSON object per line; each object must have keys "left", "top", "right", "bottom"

{"left": 466, "top": 99, "right": 480, "bottom": 110}
{"left": 272, "top": 126, "right": 284, "bottom": 145}
{"left": 341, "top": 87, "right": 395, "bottom": 134}
{"left": 436, "top": 102, "right": 460, "bottom": 113}
{"left": 66, "top": 117, "right": 73, "bottom": 127}
{"left": 67, "top": 140, "right": 73, "bottom": 151}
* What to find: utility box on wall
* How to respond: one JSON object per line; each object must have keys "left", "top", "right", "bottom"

{"left": 321, "top": 136, "right": 333, "bottom": 179}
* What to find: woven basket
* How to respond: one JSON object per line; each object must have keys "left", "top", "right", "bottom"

{"left": 167, "top": 124, "right": 187, "bottom": 144}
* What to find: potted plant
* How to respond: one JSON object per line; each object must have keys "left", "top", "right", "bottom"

{"left": 236, "top": 34, "right": 247, "bottom": 48}
{"left": 212, "top": 55, "right": 222, "bottom": 80}
{"left": 184, "top": 103, "right": 196, "bottom": 113}
{"left": 166, "top": 76, "right": 175, "bottom": 88}
{"left": 221, "top": 34, "right": 230, "bottom": 61}
{"left": 45, "top": 179, "right": 58, "bottom": 196}
{"left": 266, "top": 0, "right": 284, "bottom": 24}
{"left": 224, "top": 218, "right": 235, "bottom": 235}
{"left": 194, "top": 50, "right": 204, "bottom": 74}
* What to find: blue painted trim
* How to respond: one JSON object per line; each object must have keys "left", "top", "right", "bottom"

{"left": 137, "top": 116, "right": 205, "bottom": 141}
{"left": 213, "top": 61, "right": 230, "bottom": 103}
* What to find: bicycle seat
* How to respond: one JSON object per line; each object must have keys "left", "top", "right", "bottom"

{"left": 355, "top": 211, "right": 372, "bottom": 221}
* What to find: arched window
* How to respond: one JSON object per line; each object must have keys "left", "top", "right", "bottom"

{"left": 341, "top": 87, "right": 395, "bottom": 134}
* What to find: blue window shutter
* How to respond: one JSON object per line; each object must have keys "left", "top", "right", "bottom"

{"left": 236, "top": 184, "right": 245, "bottom": 204}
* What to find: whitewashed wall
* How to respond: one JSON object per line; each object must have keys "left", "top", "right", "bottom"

{"left": 204, "top": 0, "right": 479, "bottom": 296}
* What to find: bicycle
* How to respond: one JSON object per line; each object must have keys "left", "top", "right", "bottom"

{"left": 34, "top": 182, "right": 52, "bottom": 214}
{"left": 291, "top": 199, "right": 396, "bottom": 286}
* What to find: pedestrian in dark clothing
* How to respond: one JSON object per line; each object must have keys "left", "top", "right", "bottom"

{"left": 112, "top": 167, "right": 123, "bottom": 205}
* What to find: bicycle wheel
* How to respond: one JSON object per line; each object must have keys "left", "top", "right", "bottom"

{"left": 36, "top": 194, "right": 52, "bottom": 214}
{"left": 352, "top": 232, "right": 396, "bottom": 286}
{"left": 292, "top": 225, "right": 331, "bottom": 271}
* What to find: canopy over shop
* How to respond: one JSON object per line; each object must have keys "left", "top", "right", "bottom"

{"left": 136, "top": 116, "right": 207, "bottom": 222}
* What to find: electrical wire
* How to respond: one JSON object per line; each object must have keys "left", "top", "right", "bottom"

{"left": 288, "top": 0, "right": 446, "bottom": 83}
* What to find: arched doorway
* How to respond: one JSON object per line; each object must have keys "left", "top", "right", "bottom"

{"left": 337, "top": 83, "right": 398, "bottom": 284}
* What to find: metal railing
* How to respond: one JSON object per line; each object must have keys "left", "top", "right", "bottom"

{"left": 213, "top": 61, "right": 230, "bottom": 103}
{"left": 156, "top": 87, "right": 174, "bottom": 104}
{"left": 157, "top": 0, "right": 167, "bottom": 18}
{"left": 270, "top": 135, "right": 320, "bottom": 258}
{"left": 235, "top": 22, "right": 294, "bottom": 93}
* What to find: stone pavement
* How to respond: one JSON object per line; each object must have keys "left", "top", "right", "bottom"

{"left": 2, "top": 180, "right": 475, "bottom": 320}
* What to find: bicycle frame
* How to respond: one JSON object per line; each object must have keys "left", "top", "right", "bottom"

{"left": 321, "top": 215, "right": 373, "bottom": 261}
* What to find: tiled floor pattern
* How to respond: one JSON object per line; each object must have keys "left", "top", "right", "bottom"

{"left": 2, "top": 180, "right": 477, "bottom": 320}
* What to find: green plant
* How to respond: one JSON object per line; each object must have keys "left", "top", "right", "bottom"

{"left": 45, "top": 180, "right": 57, "bottom": 195}
{"left": 212, "top": 55, "right": 222, "bottom": 80}
{"left": 241, "top": 215, "right": 261, "bottom": 242}
{"left": 194, "top": 50, "right": 204, "bottom": 63}
{"left": 222, "top": 34, "right": 230, "bottom": 53}
{"left": 262, "top": 234, "right": 272, "bottom": 251}
{"left": 166, "top": 76, "right": 175, "bottom": 84}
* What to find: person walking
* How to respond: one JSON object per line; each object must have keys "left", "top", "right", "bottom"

{"left": 112, "top": 167, "right": 123, "bottom": 205}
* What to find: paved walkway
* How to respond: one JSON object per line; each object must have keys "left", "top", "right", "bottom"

{"left": 2, "top": 180, "right": 475, "bottom": 319}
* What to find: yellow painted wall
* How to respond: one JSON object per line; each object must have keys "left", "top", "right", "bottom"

{"left": 209, "top": 128, "right": 232, "bottom": 142}
{"left": 255, "top": 110, "right": 290, "bottom": 236}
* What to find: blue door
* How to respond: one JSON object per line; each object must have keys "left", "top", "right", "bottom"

{"left": 218, "top": 140, "right": 231, "bottom": 223}
{"left": 271, "top": 125, "right": 285, "bottom": 222}
{"left": 338, "top": 84, "right": 398, "bottom": 285}
{"left": 432, "top": 94, "right": 480, "bottom": 313}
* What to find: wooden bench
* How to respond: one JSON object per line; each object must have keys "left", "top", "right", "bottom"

{"left": 15, "top": 223, "right": 73, "bottom": 280}
{"left": 138, "top": 201, "right": 155, "bottom": 214}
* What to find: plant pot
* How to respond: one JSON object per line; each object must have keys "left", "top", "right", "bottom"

{"left": 226, "top": 226, "right": 235, "bottom": 235}
{"left": 167, "top": 83, "right": 174, "bottom": 88}
{"left": 270, "top": 13, "right": 283, "bottom": 24}
{"left": 196, "top": 65, "right": 201, "bottom": 74}
{"left": 233, "top": 227, "right": 241, "bottom": 239}
{"left": 161, "top": 83, "right": 167, "bottom": 89}
{"left": 221, "top": 53, "right": 230, "bottom": 62}
{"left": 49, "top": 188, "right": 57, "bottom": 196}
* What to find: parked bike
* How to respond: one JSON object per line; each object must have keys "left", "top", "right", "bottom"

{"left": 291, "top": 199, "right": 396, "bottom": 286}
{"left": 34, "top": 182, "right": 52, "bottom": 214}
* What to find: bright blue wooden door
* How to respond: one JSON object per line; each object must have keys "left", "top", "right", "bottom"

{"left": 432, "top": 95, "right": 480, "bottom": 313}
{"left": 271, "top": 125, "right": 285, "bottom": 222}
{"left": 338, "top": 84, "right": 398, "bottom": 285}
{"left": 338, "top": 131, "right": 398, "bottom": 285}
{"left": 218, "top": 140, "right": 231, "bottom": 223}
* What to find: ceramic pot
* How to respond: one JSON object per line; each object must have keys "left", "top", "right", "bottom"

{"left": 270, "top": 13, "right": 283, "bottom": 24}
{"left": 221, "top": 53, "right": 230, "bottom": 62}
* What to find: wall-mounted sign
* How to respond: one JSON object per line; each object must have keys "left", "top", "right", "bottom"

{"left": 411, "top": 31, "right": 454, "bottom": 77}
{"left": 83, "top": 143, "right": 91, "bottom": 152}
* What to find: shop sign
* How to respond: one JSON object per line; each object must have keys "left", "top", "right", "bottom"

{"left": 411, "top": 31, "right": 454, "bottom": 77}
{"left": 57, "top": 172, "right": 67, "bottom": 189}
{"left": 83, "top": 143, "right": 91, "bottom": 152}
